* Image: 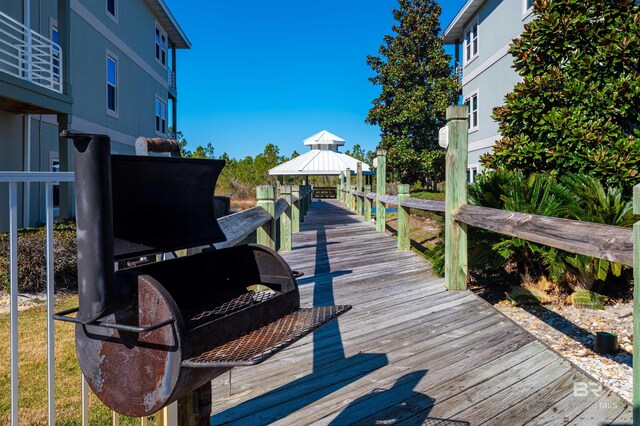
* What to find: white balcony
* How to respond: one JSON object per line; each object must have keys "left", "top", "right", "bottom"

{"left": 0, "top": 10, "right": 63, "bottom": 93}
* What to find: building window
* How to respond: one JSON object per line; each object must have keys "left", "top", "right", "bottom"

{"left": 155, "top": 25, "right": 167, "bottom": 67}
{"left": 467, "top": 165, "right": 480, "bottom": 184}
{"left": 106, "top": 0, "right": 117, "bottom": 21}
{"left": 465, "top": 91, "right": 478, "bottom": 131}
{"left": 464, "top": 19, "right": 478, "bottom": 65}
{"left": 523, "top": 0, "right": 534, "bottom": 16}
{"left": 106, "top": 55, "right": 118, "bottom": 114}
{"left": 155, "top": 97, "right": 167, "bottom": 134}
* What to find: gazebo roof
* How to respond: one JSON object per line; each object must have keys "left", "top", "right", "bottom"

{"left": 269, "top": 130, "right": 372, "bottom": 176}
{"left": 269, "top": 149, "right": 371, "bottom": 176}
{"left": 303, "top": 130, "right": 346, "bottom": 147}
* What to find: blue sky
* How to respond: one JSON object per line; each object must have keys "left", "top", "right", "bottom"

{"left": 164, "top": 0, "right": 467, "bottom": 159}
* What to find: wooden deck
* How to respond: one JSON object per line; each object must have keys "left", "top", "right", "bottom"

{"left": 210, "top": 199, "right": 631, "bottom": 425}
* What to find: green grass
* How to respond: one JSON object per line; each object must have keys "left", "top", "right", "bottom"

{"left": 0, "top": 294, "right": 158, "bottom": 425}
{"left": 410, "top": 190, "right": 445, "bottom": 202}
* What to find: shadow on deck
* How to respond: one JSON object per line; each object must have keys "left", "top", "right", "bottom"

{"left": 210, "top": 199, "right": 631, "bottom": 425}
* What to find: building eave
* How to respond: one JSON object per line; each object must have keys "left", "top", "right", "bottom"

{"left": 443, "top": 0, "right": 487, "bottom": 44}
{"left": 144, "top": 0, "right": 191, "bottom": 49}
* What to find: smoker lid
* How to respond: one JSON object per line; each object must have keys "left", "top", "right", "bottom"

{"left": 111, "top": 154, "right": 227, "bottom": 260}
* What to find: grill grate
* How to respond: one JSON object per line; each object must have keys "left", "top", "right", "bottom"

{"left": 182, "top": 305, "right": 351, "bottom": 367}
{"left": 185, "top": 290, "right": 278, "bottom": 329}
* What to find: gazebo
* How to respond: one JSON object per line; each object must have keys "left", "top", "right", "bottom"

{"left": 269, "top": 130, "right": 373, "bottom": 188}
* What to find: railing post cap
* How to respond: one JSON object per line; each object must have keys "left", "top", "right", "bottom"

{"left": 377, "top": 149, "right": 387, "bottom": 156}
{"left": 256, "top": 185, "right": 275, "bottom": 200}
{"left": 398, "top": 184, "right": 410, "bottom": 194}
{"left": 446, "top": 105, "right": 468, "bottom": 121}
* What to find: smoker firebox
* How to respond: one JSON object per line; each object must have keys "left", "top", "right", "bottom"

{"left": 54, "top": 132, "right": 350, "bottom": 417}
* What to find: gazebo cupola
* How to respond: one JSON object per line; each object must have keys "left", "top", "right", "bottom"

{"left": 304, "top": 130, "right": 345, "bottom": 152}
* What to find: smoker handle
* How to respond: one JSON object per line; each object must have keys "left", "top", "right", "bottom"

{"left": 53, "top": 306, "right": 175, "bottom": 333}
{"left": 292, "top": 270, "right": 304, "bottom": 279}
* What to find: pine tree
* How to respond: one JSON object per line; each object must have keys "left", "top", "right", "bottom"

{"left": 482, "top": 0, "right": 640, "bottom": 193}
{"left": 366, "top": 0, "right": 458, "bottom": 185}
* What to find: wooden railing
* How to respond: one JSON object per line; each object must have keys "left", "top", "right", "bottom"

{"left": 338, "top": 105, "right": 640, "bottom": 424}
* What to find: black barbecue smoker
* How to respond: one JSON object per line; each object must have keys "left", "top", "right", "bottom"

{"left": 54, "top": 132, "right": 350, "bottom": 417}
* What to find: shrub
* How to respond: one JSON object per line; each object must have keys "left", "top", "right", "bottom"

{"left": 0, "top": 221, "right": 77, "bottom": 293}
{"left": 482, "top": 0, "right": 640, "bottom": 194}
{"left": 430, "top": 170, "right": 633, "bottom": 297}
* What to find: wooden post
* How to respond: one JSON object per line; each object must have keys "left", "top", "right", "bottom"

{"left": 256, "top": 185, "right": 276, "bottom": 249}
{"left": 376, "top": 150, "right": 387, "bottom": 232}
{"left": 363, "top": 184, "right": 372, "bottom": 222}
{"left": 305, "top": 184, "right": 311, "bottom": 214}
{"left": 356, "top": 162, "right": 363, "bottom": 215}
{"left": 345, "top": 168, "right": 351, "bottom": 210}
{"left": 299, "top": 185, "right": 306, "bottom": 223}
{"left": 634, "top": 184, "right": 640, "bottom": 425}
{"left": 339, "top": 172, "right": 344, "bottom": 203}
{"left": 177, "top": 383, "right": 212, "bottom": 426}
{"left": 280, "top": 185, "right": 292, "bottom": 252}
{"left": 445, "top": 105, "right": 468, "bottom": 291}
{"left": 397, "top": 184, "right": 410, "bottom": 251}
{"left": 291, "top": 185, "right": 301, "bottom": 233}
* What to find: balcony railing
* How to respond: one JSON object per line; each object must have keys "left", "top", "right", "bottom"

{"left": 1, "top": 172, "right": 178, "bottom": 425}
{"left": 0, "top": 11, "right": 63, "bottom": 93}
{"left": 168, "top": 67, "right": 176, "bottom": 92}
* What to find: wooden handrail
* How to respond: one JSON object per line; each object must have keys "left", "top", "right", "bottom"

{"left": 345, "top": 190, "right": 445, "bottom": 213}
{"left": 275, "top": 197, "right": 288, "bottom": 219}
{"left": 214, "top": 207, "right": 271, "bottom": 250}
{"left": 401, "top": 198, "right": 445, "bottom": 213}
{"left": 455, "top": 205, "right": 633, "bottom": 266}
{"left": 379, "top": 194, "right": 398, "bottom": 205}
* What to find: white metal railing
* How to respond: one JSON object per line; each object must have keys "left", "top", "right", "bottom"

{"left": 2, "top": 172, "right": 73, "bottom": 425}
{"left": 2, "top": 172, "right": 177, "bottom": 426}
{"left": 168, "top": 67, "right": 176, "bottom": 92}
{"left": 0, "top": 11, "right": 63, "bottom": 93}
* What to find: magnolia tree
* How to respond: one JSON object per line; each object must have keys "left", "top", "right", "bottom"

{"left": 482, "top": 0, "right": 640, "bottom": 193}
{"left": 366, "top": 0, "right": 458, "bottom": 186}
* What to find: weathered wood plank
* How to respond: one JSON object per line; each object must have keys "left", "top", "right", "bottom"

{"left": 455, "top": 204, "right": 633, "bottom": 266}
{"left": 379, "top": 194, "right": 398, "bottom": 205}
{"left": 208, "top": 199, "right": 630, "bottom": 425}
{"left": 214, "top": 317, "right": 522, "bottom": 425}
{"left": 486, "top": 370, "right": 579, "bottom": 425}
{"left": 274, "top": 197, "right": 288, "bottom": 219}
{"left": 525, "top": 389, "right": 601, "bottom": 425}
{"left": 320, "top": 341, "right": 551, "bottom": 426}
{"left": 375, "top": 150, "right": 386, "bottom": 232}
{"left": 214, "top": 207, "right": 270, "bottom": 249}
{"left": 397, "top": 184, "right": 410, "bottom": 250}
{"left": 401, "top": 197, "right": 445, "bottom": 213}
{"left": 450, "top": 360, "right": 570, "bottom": 424}
{"left": 566, "top": 394, "right": 626, "bottom": 425}
{"left": 445, "top": 105, "right": 468, "bottom": 291}
{"left": 256, "top": 185, "right": 276, "bottom": 249}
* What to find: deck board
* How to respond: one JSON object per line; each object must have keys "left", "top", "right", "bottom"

{"left": 209, "top": 199, "right": 630, "bottom": 425}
